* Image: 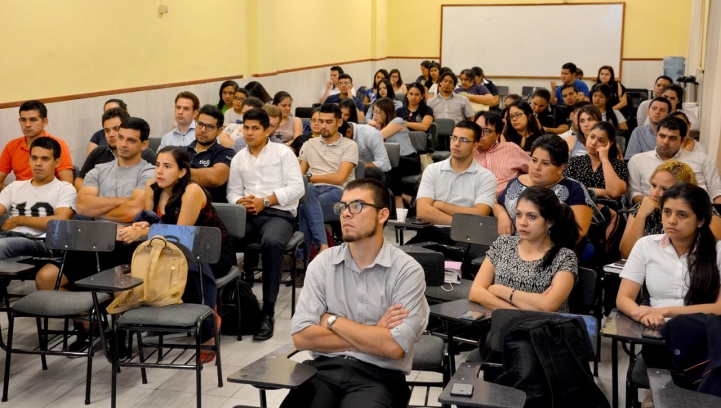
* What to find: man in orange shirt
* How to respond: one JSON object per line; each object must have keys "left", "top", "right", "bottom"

{"left": 0, "top": 100, "right": 74, "bottom": 191}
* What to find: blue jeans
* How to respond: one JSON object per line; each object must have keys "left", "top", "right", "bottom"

{"left": 0, "top": 231, "right": 51, "bottom": 260}
{"left": 299, "top": 184, "right": 343, "bottom": 250}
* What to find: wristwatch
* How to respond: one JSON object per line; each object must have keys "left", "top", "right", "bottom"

{"left": 326, "top": 315, "right": 338, "bottom": 331}
{"left": 306, "top": 172, "right": 312, "bottom": 182}
{"left": 263, "top": 198, "right": 271, "bottom": 208}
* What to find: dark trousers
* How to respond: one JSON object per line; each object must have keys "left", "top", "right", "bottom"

{"left": 389, "top": 154, "right": 420, "bottom": 197}
{"left": 406, "top": 227, "right": 487, "bottom": 280}
{"left": 362, "top": 166, "right": 389, "bottom": 188}
{"left": 280, "top": 356, "right": 410, "bottom": 408}
{"left": 239, "top": 209, "right": 295, "bottom": 313}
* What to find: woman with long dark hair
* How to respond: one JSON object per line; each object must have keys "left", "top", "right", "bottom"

{"left": 590, "top": 83, "right": 628, "bottom": 130}
{"left": 501, "top": 100, "right": 542, "bottom": 152}
{"left": 273, "top": 91, "right": 303, "bottom": 143}
{"left": 471, "top": 186, "right": 580, "bottom": 312}
{"left": 365, "top": 79, "right": 401, "bottom": 121}
{"left": 245, "top": 81, "right": 273, "bottom": 104}
{"left": 564, "top": 103, "right": 602, "bottom": 157}
{"left": 596, "top": 65, "right": 627, "bottom": 111}
{"left": 389, "top": 69, "right": 407, "bottom": 102}
{"left": 396, "top": 82, "right": 434, "bottom": 132}
{"left": 215, "top": 80, "right": 239, "bottom": 113}
{"left": 364, "top": 69, "right": 389, "bottom": 104}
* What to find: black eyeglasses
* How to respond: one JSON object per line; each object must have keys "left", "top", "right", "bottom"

{"left": 196, "top": 121, "right": 217, "bottom": 131}
{"left": 333, "top": 200, "right": 385, "bottom": 215}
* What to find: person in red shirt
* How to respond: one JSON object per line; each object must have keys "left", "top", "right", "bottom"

{"left": 0, "top": 100, "right": 74, "bottom": 191}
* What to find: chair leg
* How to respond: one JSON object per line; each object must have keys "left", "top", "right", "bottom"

{"left": 136, "top": 331, "right": 148, "bottom": 384}
{"left": 36, "top": 317, "right": 48, "bottom": 370}
{"left": 212, "top": 312, "right": 223, "bottom": 387}
{"left": 195, "top": 321, "right": 203, "bottom": 408}
{"left": 234, "top": 278, "right": 242, "bottom": 341}
{"left": 2, "top": 312, "right": 15, "bottom": 402}
{"left": 290, "top": 246, "right": 298, "bottom": 317}
{"left": 84, "top": 315, "right": 95, "bottom": 405}
{"left": 111, "top": 322, "right": 118, "bottom": 408}
{"left": 62, "top": 318, "right": 69, "bottom": 350}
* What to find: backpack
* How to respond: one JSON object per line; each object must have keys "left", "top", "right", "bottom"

{"left": 219, "top": 278, "right": 262, "bottom": 336}
{"left": 495, "top": 317, "right": 610, "bottom": 408}
{"left": 107, "top": 235, "right": 189, "bottom": 314}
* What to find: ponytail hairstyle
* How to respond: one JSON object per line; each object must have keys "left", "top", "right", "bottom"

{"left": 518, "top": 186, "right": 580, "bottom": 268}
{"left": 659, "top": 183, "right": 720, "bottom": 306}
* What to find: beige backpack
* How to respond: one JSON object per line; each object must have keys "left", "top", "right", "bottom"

{"left": 107, "top": 235, "right": 188, "bottom": 314}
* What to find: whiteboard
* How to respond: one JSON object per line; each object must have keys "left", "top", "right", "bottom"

{"left": 441, "top": 3, "right": 625, "bottom": 78}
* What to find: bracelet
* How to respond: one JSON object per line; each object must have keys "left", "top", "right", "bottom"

{"left": 509, "top": 289, "right": 516, "bottom": 305}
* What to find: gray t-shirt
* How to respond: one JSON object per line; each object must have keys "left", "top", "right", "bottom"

{"left": 83, "top": 160, "right": 154, "bottom": 198}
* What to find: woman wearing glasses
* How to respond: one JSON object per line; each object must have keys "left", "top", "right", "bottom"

{"left": 470, "top": 186, "right": 579, "bottom": 313}
{"left": 368, "top": 97, "right": 419, "bottom": 211}
{"left": 501, "top": 100, "right": 542, "bottom": 153}
{"left": 495, "top": 134, "right": 595, "bottom": 238}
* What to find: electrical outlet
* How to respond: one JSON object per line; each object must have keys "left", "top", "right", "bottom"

{"left": 159, "top": 4, "right": 168, "bottom": 14}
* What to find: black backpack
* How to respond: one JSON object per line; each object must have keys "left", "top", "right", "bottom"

{"left": 495, "top": 317, "right": 610, "bottom": 408}
{"left": 219, "top": 279, "right": 262, "bottom": 336}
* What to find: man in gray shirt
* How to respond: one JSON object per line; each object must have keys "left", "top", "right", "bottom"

{"left": 283, "top": 179, "right": 429, "bottom": 408}
{"left": 344, "top": 122, "right": 391, "bottom": 186}
{"left": 624, "top": 97, "right": 671, "bottom": 159}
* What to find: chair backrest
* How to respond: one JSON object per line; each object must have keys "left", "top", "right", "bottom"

{"left": 427, "top": 122, "right": 439, "bottom": 148}
{"left": 294, "top": 106, "right": 314, "bottom": 119}
{"left": 45, "top": 220, "right": 117, "bottom": 252}
{"left": 449, "top": 214, "right": 498, "bottom": 246}
{"left": 616, "top": 135, "right": 627, "bottom": 155}
{"left": 384, "top": 143, "right": 401, "bottom": 168}
{"left": 355, "top": 161, "right": 365, "bottom": 180}
{"left": 212, "top": 203, "right": 247, "bottom": 240}
{"left": 148, "top": 138, "right": 161, "bottom": 154}
{"left": 299, "top": 176, "right": 308, "bottom": 205}
{"left": 148, "top": 224, "right": 221, "bottom": 264}
{"left": 408, "top": 131, "right": 429, "bottom": 154}
{"left": 434, "top": 118, "right": 455, "bottom": 138}
{"left": 496, "top": 85, "right": 510, "bottom": 97}
{"left": 521, "top": 86, "right": 537, "bottom": 99}
{"left": 569, "top": 267, "right": 597, "bottom": 315}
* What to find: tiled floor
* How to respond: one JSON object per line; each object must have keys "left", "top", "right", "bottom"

{"left": 0, "top": 226, "right": 632, "bottom": 407}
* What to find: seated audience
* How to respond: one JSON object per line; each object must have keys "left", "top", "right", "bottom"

{"left": 550, "top": 62, "right": 590, "bottom": 105}
{"left": 470, "top": 186, "right": 579, "bottom": 313}
{"left": 273, "top": 91, "right": 303, "bottom": 144}
{"left": 407, "top": 120, "right": 497, "bottom": 278}
{"left": 473, "top": 110, "right": 529, "bottom": 197}
{"left": 290, "top": 107, "right": 322, "bottom": 155}
{"left": 530, "top": 88, "right": 569, "bottom": 134}
{"left": 245, "top": 80, "right": 273, "bottom": 104}
{"left": 389, "top": 69, "right": 407, "bottom": 102}
{"left": 324, "top": 73, "right": 365, "bottom": 120}
{"left": 564, "top": 103, "right": 601, "bottom": 157}
{"left": 669, "top": 110, "right": 707, "bottom": 154}
{"left": 159, "top": 91, "right": 199, "bottom": 149}
{"left": 226, "top": 108, "right": 304, "bottom": 340}
{"left": 416, "top": 60, "right": 431, "bottom": 84}
{"left": 186, "top": 105, "right": 235, "bottom": 203}
{"left": 320, "top": 65, "right": 355, "bottom": 104}
{"left": 596, "top": 65, "right": 627, "bottom": 111}
{"left": 343, "top": 118, "right": 392, "bottom": 186}
{"left": 636, "top": 76, "right": 673, "bottom": 126}
{"left": 215, "top": 80, "right": 240, "bottom": 114}
{"left": 340, "top": 98, "right": 360, "bottom": 124}
{"left": 564, "top": 122, "right": 628, "bottom": 200}
{"left": 646, "top": 83, "right": 699, "bottom": 131}
{"left": 76, "top": 107, "right": 156, "bottom": 190}
{"left": 624, "top": 97, "right": 671, "bottom": 159}
{"left": 364, "top": 69, "right": 389, "bottom": 104}
{"left": 262, "top": 105, "right": 284, "bottom": 143}
{"left": 121, "top": 146, "right": 235, "bottom": 349}
{"left": 428, "top": 71, "right": 475, "bottom": 124}
{"left": 560, "top": 83, "right": 582, "bottom": 113}
{"left": 298, "top": 104, "right": 358, "bottom": 255}
{"left": 86, "top": 98, "right": 127, "bottom": 155}
{"left": 591, "top": 83, "right": 627, "bottom": 130}
{"left": 455, "top": 69, "right": 493, "bottom": 107}
{"left": 471, "top": 66, "right": 501, "bottom": 108}
{"left": 225, "top": 96, "right": 264, "bottom": 151}
{"left": 627, "top": 116, "right": 721, "bottom": 204}
{"left": 617, "top": 183, "right": 721, "bottom": 369}
{"left": 396, "top": 83, "right": 434, "bottom": 132}
{"left": 502, "top": 100, "right": 542, "bottom": 153}
{"left": 224, "top": 87, "right": 248, "bottom": 127}
{"left": 283, "top": 179, "right": 429, "bottom": 408}
{"left": 503, "top": 94, "right": 522, "bottom": 109}
{"left": 365, "top": 80, "right": 402, "bottom": 121}
{"left": 368, "top": 98, "right": 418, "bottom": 209}
{"left": 575, "top": 68, "right": 584, "bottom": 80}
{"left": 620, "top": 160, "right": 721, "bottom": 258}
{"left": 495, "top": 134, "right": 595, "bottom": 238}
{"left": 0, "top": 100, "right": 74, "bottom": 188}
{"left": 424, "top": 62, "right": 441, "bottom": 95}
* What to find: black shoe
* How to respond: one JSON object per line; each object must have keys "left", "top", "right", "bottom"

{"left": 253, "top": 315, "right": 275, "bottom": 341}
{"left": 294, "top": 273, "right": 305, "bottom": 288}
{"left": 66, "top": 335, "right": 89, "bottom": 358}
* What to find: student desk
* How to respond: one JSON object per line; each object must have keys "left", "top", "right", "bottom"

{"left": 438, "top": 362, "right": 526, "bottom": 408}
{"left": 429, "top": 299, "right": 492, "bottom": 374}
{"left": 388, "top": 218, "right": 435, "bottom": 245}
{"left": 648, "top": 368, "right": 721, "bottom": 408}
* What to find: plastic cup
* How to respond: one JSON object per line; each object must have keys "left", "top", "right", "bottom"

{"left": 396, "top": 208, "right": 409, "bottom": 222}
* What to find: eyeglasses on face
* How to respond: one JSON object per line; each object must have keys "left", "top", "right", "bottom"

{"left": 333, "top": 200, "right": 385, "bottom": 215}
{"left": 509, "top": 112, "right": 525, "bottom": 120}
{"left": 449, "top": 135, "right": 474, "bottom": 144}
{"left": 196, "top": 122, "right": 217, "bottom": 131}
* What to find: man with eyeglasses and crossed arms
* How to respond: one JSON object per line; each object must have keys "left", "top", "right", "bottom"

{"left": 186, "top": 104, "right": 235, "bottom": 203}
{"left": 406, "top": 120, "right": 497, "bottom": 279}
{"left": 283, "top": 178, "right": 429, "bottom": 408}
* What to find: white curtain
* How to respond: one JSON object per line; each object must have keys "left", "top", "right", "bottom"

{"left": 699, "top": 0, "right": 721, "bottom": 159}
{"left": 686, "top": 0, "right": 705, "bottom": 75}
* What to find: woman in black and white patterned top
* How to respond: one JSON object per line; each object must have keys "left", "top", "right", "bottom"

{"left": 470, "top": 186, "right": 580, "bottom": 313}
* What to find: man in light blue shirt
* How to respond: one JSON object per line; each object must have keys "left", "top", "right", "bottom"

{"left": 624, "top": 97, "right": 671, "bottom": 160}
{"left": 551, "top": 62, "right": 590, "bottom": 105}
{"left": 344, "top": 122, "right": 391, "bottom": 186}
{"left": 159, "top": 91, "right": 199, "bottom": 149}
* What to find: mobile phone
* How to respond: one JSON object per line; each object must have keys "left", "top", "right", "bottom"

{"left": 450, "top": 383, "right": 474, "bottom": 396}
{"left": 412, "top": 218, "right": 431, "bottom": 225}
{"left": 459, "top": 311, "right": 486, "bottom": 322}
{"left": 641, "top": 328, "right": 663, "bottom": 340}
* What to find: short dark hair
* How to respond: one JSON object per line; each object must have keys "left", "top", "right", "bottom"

{"left": 120, "top": 117, "right": 151, "bottom": 141}
{"left": 454, "top": 120, "right": 483, "bottom": 142}
{"left": 273, "top": 91, "right": 293, "bottom": 106}
{"left": 198, "top": 104, "right": 224, "bottom": 128}
{"left": 102, "top": 107, "right": 130, "bottom": 126}
{"left": 560, "top": 83, "right": 579, "bottom": 93}
{"left": 438, "top": 71, "right": 457, "bottom": 86}
{"left": 656, "top": 75, "right": 673, "bottom": 85}
{"left": 562, "top": 62, "right": 578, "bottom": 74}
{"left": 104, "top": 98, "right": 127, "bottom": 110}
{"left": 505, "top": 94, "right": 522, "bottom": 103}
{"left": 241, "top": 96, "right": 264, "bottom": 110}
{"left": 649, "top": 96, "right": 672, "bottom": 113}
{"left": 474, "top": 110, "right": 504, "bottom": 135}
{"left": 19, "top": 100, "right": 47, "bottom": 119}
{"left": 30, "top": 136, "right": 61, "bottom": 160}
{"left": 658, "top": 115, "right": 688, "bottom": 138}
{"left": 338, "top": 73, "right": 353, "bottom": 83}
{"left": 459, "top": 69, "right": 475, "bottom": 79}
{"left": 242, "top": 108, "right": 270, "bottom": 130}
{"left": 471, "top": 66, "right": 484, "bottom": 78}
{"left": 531, "top": 133, "right": 569, "bottom": 167}
{"left": 319, "top": 103, "right": 342, "bottom": 119}
{"left": 531, "top": 88, "right": 551, "bottom": 101}
{"left": 420, "top": 61, "right": 432, "bottom": 69}
{"left": 330, "top": 65, "right": 344, "bottom": 74}
{"left": 175, "top": 91, "right": 200, "bottom": 111}
{"left": 345, "top": 178, "right": 391, "bottom": 226}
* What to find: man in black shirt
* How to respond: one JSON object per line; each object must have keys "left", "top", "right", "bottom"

{"left": 529, "top": 88, "right": 569, "bottom": 134}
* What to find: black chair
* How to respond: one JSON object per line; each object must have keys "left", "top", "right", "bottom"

{"left": 212, "top": 203, "right": 246, "bottom": 341}
{"left": 496, "top": 85, "right": 510, "bottom": 98}
{"left": 521, "top": 86, "right": 538, "bottom": 100}
{"left": 400, "top": 131, "right": 428, "bottom": 191}
{"left": 2, "top": 220, "right": 117, "bottom": 405}
{"left": 648, "top": 368, "right": 721, "bottom": 407}
{"left": 570, "top": 266, "right": 602, "bottom": 376}
{"left": 148, "top": 137, "right": 161, "bottom": 154}
{"left": 429, "top": 123, "right": 450, "bottom": 162}
{"left": 433, "top": 118, "right": 455, "bottom": 151}
{"left": 294, "top": 107, "right": 314, "bottom": 119}
{"left": 617, "top": 135, "right": 627, "bottom": 156}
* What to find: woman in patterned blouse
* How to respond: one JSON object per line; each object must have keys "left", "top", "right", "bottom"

{"left": 470, "top": 186, "right": 580, "bottom": 313}
{"left": 564, "top": 122, "right": 628, "bottom": 199}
